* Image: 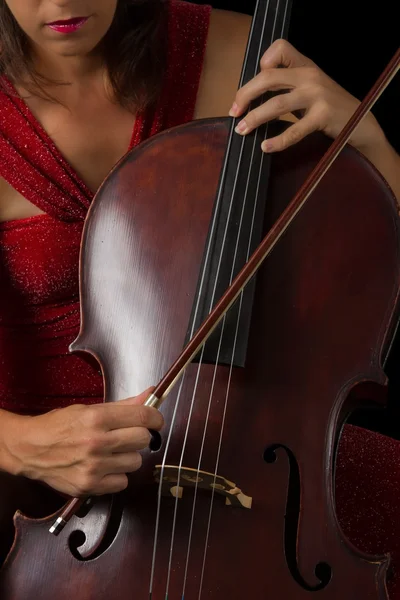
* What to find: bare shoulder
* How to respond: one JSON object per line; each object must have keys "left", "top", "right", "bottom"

{"left": 194, "top": 9, "right": 251, "bottom": 119}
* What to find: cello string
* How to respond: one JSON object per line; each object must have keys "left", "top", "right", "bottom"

{"left": 149, "top": 128, "right": 245, "bottom": 600}
{"left": 153, "top": 0, "right": 285, "bottom": 593}
{"left": 179, "top": 0, "right": 286, "bottom": 595}
{"left": 148, "top": 9, "right": 251, "bottom": 592}
{"left": 181, "top": 52, "right": 273, "bottom": 600}
{"left": 163, "top": 117, "right": 249, "bottom": 600}
{"left": 148, "top": 376, "right": 186, "bottom": 598}
{"left": 158, "top": 1, "right": 267, "bottom": 595}
{"left": 163, "top": 346, "right": 206, "bottom": 595}
{"left": 197, "top": 1, "right": 289, "bottom": 596}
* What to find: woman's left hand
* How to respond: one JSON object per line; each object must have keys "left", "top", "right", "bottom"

{"left": 230, "top": 39, "right": 386, "bottom": 157}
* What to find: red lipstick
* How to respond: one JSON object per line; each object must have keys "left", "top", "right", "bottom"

{"left": 47, "top": 17, "right": 89, "bottom": 34}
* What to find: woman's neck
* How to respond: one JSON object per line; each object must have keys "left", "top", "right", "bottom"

{"left": 15, "top": 43, "right": 111, "bottom": 108}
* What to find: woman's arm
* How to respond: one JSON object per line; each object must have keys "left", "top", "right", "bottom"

{"left": 363, "top": 136, "right": 400, "bottom": 204}
{"left": 0, "top": 409, "right": 20, "bottom": 474}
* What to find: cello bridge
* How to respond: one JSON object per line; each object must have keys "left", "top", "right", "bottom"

{"left": 153, "top": 465, "right": 252, "bottom": 509}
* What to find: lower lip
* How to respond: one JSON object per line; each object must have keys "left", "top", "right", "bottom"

{"left": 47, "top": 17, "right": 89, "bottom": 34}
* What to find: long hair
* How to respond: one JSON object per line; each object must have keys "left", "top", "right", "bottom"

{"left": 0, "top": 0, "right": 167, "bottom": 111}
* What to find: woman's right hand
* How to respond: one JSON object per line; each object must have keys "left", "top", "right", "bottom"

{"left": 1, "top": 388, "right": 163, "bottom": 497}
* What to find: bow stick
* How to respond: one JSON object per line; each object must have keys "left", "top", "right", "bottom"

{"left": 50, "top": 46, "right": 400, "bottom": 536}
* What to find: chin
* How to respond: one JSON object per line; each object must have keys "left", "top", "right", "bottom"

{"left": 57, "top": 47, "right": 96, "bottom": 58}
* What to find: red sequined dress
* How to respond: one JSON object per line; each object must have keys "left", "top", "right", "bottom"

{"left": 0, "top": 0, "right": 400, "bottom": 596}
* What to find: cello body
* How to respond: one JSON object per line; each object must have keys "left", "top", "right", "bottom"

{"left": 0, "top": 118, "right": 400, "bottom": 599}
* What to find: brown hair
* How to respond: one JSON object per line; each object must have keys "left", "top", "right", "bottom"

{"left": 0, "top": 0, "right": 167, "bottom": 111}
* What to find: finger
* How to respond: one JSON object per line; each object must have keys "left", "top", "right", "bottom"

{"left": 105, "top": 426, "right": 152, "bottom": 452}
{"left": 118, "top": 386, "right": 155, "bottom": 406}
{"left": 92, "top": 474, "right": 129, "bottom": 495}
{"left": 102, "top": 451, "right": 143, "bottom": 475}
{"left": 261, "top": 115, "right": 319, "bottom": 153}
{"left": 260, "top": 38, "right": 315, "bottom": 70}
{"left": 230, "top": 67, "right": 309, "bottom": 117}
{"left": 98, "top": 403, "right": 164, "bottom": 432}
{"left": 234, "top": 89, "right": 307, "bottom": 135}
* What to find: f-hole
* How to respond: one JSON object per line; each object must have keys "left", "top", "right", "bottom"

{"left": 264, "top": 444, "right": 332, "bottom": 591}
{"left": 68, "top": 493, "right": 125, "bottom": 561}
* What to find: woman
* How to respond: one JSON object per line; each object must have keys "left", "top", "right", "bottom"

{"left": 0, "top": 0, "right": 399, "bottom": 594}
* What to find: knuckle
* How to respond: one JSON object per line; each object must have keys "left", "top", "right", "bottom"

{"left": 76, "top": 473, "right": 97, "bottom": 496}
{"left": 261, "top": 39, "right": 287, "bottom": 66}
{"left": 260, "top": 53, "right": 268, "bottom": 68}
{"left": 285, "top": 127, "right": 302, "bottom": 146}
{"left": 85, "top": 459, "right": 101, "bottom": 478}
{"left": 272, "top": 93, "right": 287, "bottom": 112}
{"left": 315, "top": 100, "right": 330, "bottom": 122}
{"left": 84, "top": 435, "right": 104, "bottom": 456}
{"left": 134, "top": 406, "right": 163, "bottom": 429}
{"left": 304, "top": 66, "right": 322, "bottom": 84}
{"left": 273, "top": 38, "right": 289, "bottom": 52}
{"left": 135, "top": 405, "right": 151, "bottom": 427}
{"left": 83, "top": 407, "right": 104, "bottom": 431}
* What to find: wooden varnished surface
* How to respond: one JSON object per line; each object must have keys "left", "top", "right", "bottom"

{"left": 1, "top": 119, "right": 399, "bottom": 599}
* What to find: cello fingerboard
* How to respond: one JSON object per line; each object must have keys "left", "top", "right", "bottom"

{"left": 185, "top": 0, "right": 293, "bottom": 367}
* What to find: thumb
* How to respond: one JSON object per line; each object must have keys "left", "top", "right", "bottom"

{"left": 118, "top": 386, "right": 156, "bottom": 407}
{"left": 261, "top": 39, "right": 314, "bottom": 70}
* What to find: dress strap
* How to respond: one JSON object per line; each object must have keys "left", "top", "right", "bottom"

{"left": 0, "top": 77, "right": 93, "bottom": 221}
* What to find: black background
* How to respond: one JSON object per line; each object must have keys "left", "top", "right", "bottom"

{"left": 190, "top": 0, "right": 400, "bottom": 436}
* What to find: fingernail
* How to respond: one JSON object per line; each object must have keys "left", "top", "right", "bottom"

{"left": 229, "top": 102, "right": 239, "bottom": 116}
{"left": 235, "top": 120, "right": 248, "bottom": 134}
{"left": 262, "top": 140, "right": 273, "bottom": 152}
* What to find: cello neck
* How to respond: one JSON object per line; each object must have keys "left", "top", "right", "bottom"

{"left": 239, "top": 0, "right": 293, "bottom": 91}
{"left": 183, "top": 0, "right": 293, "bottom": 368}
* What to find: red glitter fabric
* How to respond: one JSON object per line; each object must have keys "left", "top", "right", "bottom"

{"left": 1, "top": 1, "right": 400, "bottom": 597}
{"left": 0, "top": 0, "right": 211, "bottom": 414}
{"left": 335, "top": 424, "right": 400, "bottom": 597}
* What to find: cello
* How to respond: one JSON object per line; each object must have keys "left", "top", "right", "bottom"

{"left": 0, "top": 0, "right": 400, "bottom": 597}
